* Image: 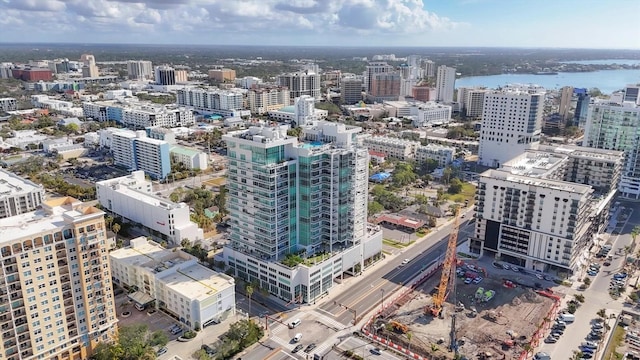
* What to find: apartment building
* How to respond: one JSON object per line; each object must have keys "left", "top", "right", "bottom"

{"left": 367, "top": 72, "right": 401, "bottom": 103}
{"left": 155, "top": 66, "right": 176, "bottom": 85}
{"left": 0, "top": 97, "right": 17, "bottom": 112}
{"left": 110, "top": 237, "right": 235, "bottom": 329}
{"left": 583, "top": 100, "right": 640, "bottom": 198}
{"left": 340, "top": 77, "right": 363, "bottom": 105}
{"left": 0, "top": 168, "right": 44, "bottom": 219}
{"left": 247, "top": 87, "right": 290, "bottom": 115}
{"left": 471, "top": 145, "right": 623, "bottom": 273}
{"left": 413, "top": 103, "right": 452, "bottom": 127}
{"left": 362, "top": 136, "right": 417, "bottom": 161}
{"left": 0, "top": 197, "right": 118, "bottom": 360}
{"left": 82, "top": 100, "right": 195, "bottom": 128}
{"left": 415, "top": 144, "right": 456, "bottom": 167}
{"left": 435, "top": 65, "right": 456, "bottom": 103}
{"left": 31, "top": 95, "right": 83, "bottom": 117}
{"left": 208, "top": 68, "right": 236, "bottom": 82}
{"left": 363, "top": 62, "right": 395, "bottom": 94}
{"left": 106, "top": 129, "right": 171, "bottom": 179}
{"left": 126, "top": 60, "right": 153, "bottom": 80}
{"left": 276, "top": 71, "right": 321, "bottom": 100}
{"left": 222, "top": 122, "right": 382, "bottom": 304}
{"left": 478, "top": 89, "right": 544, "bottom": 167}
{"left": 457, "top": 87, "right": 488, "bottom": 118}
{"left": 176, "top": 87, "right": 248, "bottom": 118}
{"left": 97, "top": 171, "right": 203, "bottom": 243}
{"left": 170, "top": 146, "right": 208, "bottom": 171}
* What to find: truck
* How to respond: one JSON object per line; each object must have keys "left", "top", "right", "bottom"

{"left": 559, "top": 314, "right": 575, "bottom": 323}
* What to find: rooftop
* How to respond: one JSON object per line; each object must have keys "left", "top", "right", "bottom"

{"left": 159, "top": 263, "right": 235, "bottom": 301}
{"left": 0, "top": 168, "right": 43, "bottom": 198}
{"left": 170, "top": 145, "right": 200, "bottom": 157}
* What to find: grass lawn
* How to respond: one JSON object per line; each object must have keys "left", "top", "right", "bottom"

{"left": 383, "top": 239, "right": 414, "bottom": 248}
{"left": 603, "top": 324, "right": 625, "bottom": 360}
{"left": 443, "top": 183, "right": 476, "bottom": 203}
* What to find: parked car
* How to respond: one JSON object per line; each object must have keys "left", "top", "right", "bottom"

{"left": 502, "top": 264, "right": 510, "bottom": 270}
{"left": 292, "top": 344, "right": 304, "bottom": 353}
{"left": 401, "top": 259, "right": 410, "bottom": 266}
{"left": 550, "top": 331, "right": 562, "bottom": 339}
{"left": 604, "top": 261, "right": 612, "bottom": 266}
{"left": 512, "top": 267, "right": 520, "bottom": 272}
{"left": 535, "top": 274, "right": 543, "bottom": 279}
{"left": 464, "top": 278, "right": 473, "bottom": 284}
{"left": 581, "top": 352, "right": 593, "bottom": 359}
{"left": 544, "top": 336, "right": 557, "bottom": 343}
{"left": 201, "top": 345, "right": 216, "bottom": 356}
{"left": 582, "top": 341, "right": 598, "bottom": 349}
{"left": 157, "top": 347, "right": 168, "bottom": 356}
{"left": 473, "top": 277, "right": 483, "bottom": 284}
{"left": 370, "top": 347, "right": 382, "bottom": 355}
{"left": 305, "top": 343, "right": 317, "bottom": 352}
{"left": 587, "top": 270, "right": 598, "bottom": 276}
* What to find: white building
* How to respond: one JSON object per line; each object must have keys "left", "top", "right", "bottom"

{"left": 31, "top": 95, "right": 83, "bottom": 117}
{"left": 415, "top": 144, "right": 456, "bottom": 167}
{"left": 235, "top": 76, "right": 262, "bottom": 89}
{"left": 104, "top": 89, "right": 133, "bottom": 100}
{"left": 478, "top": 89, "right": 544, "bottom": 167}
{"left": 414, "top": 103, "right": 452, "bottom": 127}
{"left": 423, "top": 60, "right": 436, "bottom": 79}
{"left": 457, "top": 87, "right": 488, "bottom": 118}
{"left": 471, "top": 145, "right": 623, "bottom": 273}
{"left": 583, "top": 100, "right": 640, "bottom": 199}
{"left": 176, "top": 87, "right": 249, "bottom": 118}
{"left": 122, "top": 104, "right": 194, "bottom": 129}
{"left": 170, "top": 146, "right": 208, "bottom": 171}
{"left": 435, "top": 65, "right": 456, "bottom": 103}
{"left": 97, "top": 171, "right": 203, "bottom": 243}
{"left": 42, "top": 138, "right": 73, "bottom": 153}
{"left": 223, "top": 122, "right": 382, "bottom": 303}
{"left": 0, "top": 97, "right": 17, "bottom": 112}
{"left": 267, "top": 101, "right": 328, "bottom": 124}
{"left": 110, "top": 237, "right": 235, "bottom": 329}
{"left": 127, "top": 60, "right": 153, "bottom": 80}
{"left": 0, "top": 168, "right": 44, "bottom": 219}
{"left": 276, "top": 71, "right": 321, "bottom": 100}
{"left": 104, "top": 129, "right": 172, "bottom": 179}
{"left": 247, "top": 87, "right": 290, "bottom": 115}
{"left": 293, "top": 95, "right": 316, "bottom": 126}
{"left": 5, "top": 130, "right": 48, "bottom": 149}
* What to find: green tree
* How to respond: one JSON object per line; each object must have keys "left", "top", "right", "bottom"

{"left": 287, "top": 127, "right": 302, "bottom": 138}
{"left": 112, "top": 223, "right": 121, "bottom": 241}
{"left": 447, "top": 178, "right": 463, "bottom": 194}
{"left": 105, "top": 215, "right": 114, "bottom": 231}
{"left": 631, "top": 226, "right": 640, "bottom": 243}
{"left": 181, "top": 238, "right": 191, "bottom": 249}
{"left": 597, "top": 308, "right": 607, "bottom": 319}
{"left": 93, "top": 324, "right": 159, "bottom": 360}
{"left": 368, "top": 201, "right": 384, "bottom": 217}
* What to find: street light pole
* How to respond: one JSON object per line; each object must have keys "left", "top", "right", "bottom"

{"left": 380, "top": 288, "right": 385, "bottom": 313}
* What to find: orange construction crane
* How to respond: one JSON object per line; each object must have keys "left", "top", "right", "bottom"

{"left": 426, "top": 207, "right": 460, "bottom": 317}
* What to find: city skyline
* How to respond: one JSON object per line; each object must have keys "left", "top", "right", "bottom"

{"left": 0, "top": 0, "right": 637, "bottom": 49}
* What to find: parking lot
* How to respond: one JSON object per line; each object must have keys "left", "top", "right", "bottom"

{"left": 114, "top": 293, "right": 184, "bottom": 341}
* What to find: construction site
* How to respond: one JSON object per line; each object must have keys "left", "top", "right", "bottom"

{"left": 366, "top": 213, "right": 561, "bottom": 360}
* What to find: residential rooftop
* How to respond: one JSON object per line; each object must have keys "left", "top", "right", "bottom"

{"left": 0, "top": 168, "right": 43, "bottom": 198}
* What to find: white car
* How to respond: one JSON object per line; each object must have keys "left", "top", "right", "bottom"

{"left": 502, "top": 264, "right": 510, "bottom": 270}
{"left": 535, "top": 274, "right": 543, "bottom": 280}
{"left": 473, "top": 277, "right": 483, "bottom": 284}
{"left": 464, "top": 277, "right": 473, "bottom": 284}
{"left": 401, "top": 259, "right": 410, "bottom": 266}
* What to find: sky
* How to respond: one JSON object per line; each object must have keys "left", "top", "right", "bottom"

{"left": 0, "top": 0, "right": 638, "bottom": 49}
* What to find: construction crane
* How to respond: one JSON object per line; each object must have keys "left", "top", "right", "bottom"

{"left": 426, "top": 207, "right": 459, "bottom": 317}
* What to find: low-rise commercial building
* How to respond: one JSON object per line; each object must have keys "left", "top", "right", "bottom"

{"left": 97, "top": 171, "right": 203, "bottom": 243}
{"left": 110, "top": 237, "right": 235, "bottom": 329}
{"left": 170, "top": 146, "right": 208, "bottom": 171}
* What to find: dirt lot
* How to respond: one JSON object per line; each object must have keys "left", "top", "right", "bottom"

{"left": 374, "top": 266, "right": 558, "bottom": 359}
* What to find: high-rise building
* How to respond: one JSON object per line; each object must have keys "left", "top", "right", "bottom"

{"left": 208, "top": 68, "right": 236, "bottom": 82}
{"left": 423, "top": 60, "right": 436, "bottom": 79}
{"left": 247, "top": 87, "right": 290, "bottom": 115}
{"left": 0, "top": 63, "right": 13, "bottom": 79}
{"left": 126, "top": 60, "right": 154, "bottom": 80}
{"left": 107, "top": 129, "right": 172, "bottom": 179}
{"left": 155, "top": 65, "right": 176, "bottom": 86}
{"left": 435, "top": 65, "right": 456, "bottom": 103}
{"left": 0, "top": 168, "right": 44, "bottom": 218}
{"left": 0, "top": 197, "right": 118, "bottom": 360}
{"left": 176, "top": 87, "right": 246, "bottom": 117}
{"left": 363, "top": 62, "right": 395, "bottom": 94}
{"left": 80, "top": 54, "right": 99, "bottom": 78}
{"left": 222, "top": 122, "right": 382, "bottom": 304}
{"left": 583, "top": 100, "right": 640, "bottom": 199}
{"left": 340, "top": 77, "right": 363, "bottom": 105}
{"left": 174, "top": 69, "right": 188, "bottom": 83}
{"left": 558, "top": 86, "right": 574, "bottom": 120}
{"left": 457, "top": 87, "right": 488, "bottom": 118}
{"left": 478, "top": 89, "right": 544, "bottom": 167}
{"left": 624, "top": 85, "right": 640, "bottom": 105}
{"left": 411, "top": 85, "right": 436, "bottom": 102}
{"left": 573, "top": 88, "right": 590, "bottom": 128}
{"left": 471, "top": 145, "right": 622, "bottom": 273}
{"left": 276, "top": 71, "right": 321, "bottom": 100}
{"left": 293, "top": 95, "right": 315, "bottom": 126}
{"left": 367, "top": 73, "right": 401, "bottom": 102}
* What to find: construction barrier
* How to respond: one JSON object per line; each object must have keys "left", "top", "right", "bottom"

{"left": 362, "top": 260, "right": 444, "bottom": 360}
{"left": 517, "top": 291, "right": 562, "bottom": 360}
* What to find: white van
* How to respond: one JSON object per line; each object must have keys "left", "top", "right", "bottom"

{"left": 289, "top": 319, "right": 301, "bottom": 329}
{"left": 559, "top": 314, "right": 575, "bottom": 323}
{"left": 134, "top": 303, "right": 145, "bottom": 311}
{"left": 293, "top": 333, "right": 302, "bottom": 343}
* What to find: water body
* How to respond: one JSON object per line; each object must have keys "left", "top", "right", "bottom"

{"left": 456, "top": 69, "right": 640, "bottom": 94}
{"left": 560, "top": 59, "right": 640, "bottom": 65}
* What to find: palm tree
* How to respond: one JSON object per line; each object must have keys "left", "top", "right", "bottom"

{"left": 407, "top": 332, "right": 413, "bottom": 352}
{"left": 632, "top": 226, "right": 640, "bottom": 243}
{"left": 105, "top": 216, "right": 114, "bottom": 231}
{"left": 112, "top": 223, "right": 121, "bottom": 247}
{"left": 246, "top": 284, "right": 254, "bottom": 318}
{"left": 597, "top": 308, "right": 607, "bottom": 319}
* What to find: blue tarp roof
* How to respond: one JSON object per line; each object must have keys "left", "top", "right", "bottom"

{"left": 370, "top": 172, "right": 391, "bottom": 182}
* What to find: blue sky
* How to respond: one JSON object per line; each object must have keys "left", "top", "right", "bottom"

{"left": 0, "top": 0, "right": 638, "bottom": 48}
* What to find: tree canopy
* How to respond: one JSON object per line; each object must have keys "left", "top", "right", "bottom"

{"left": 92, "top": 324, "right": 168, "bottom": 360}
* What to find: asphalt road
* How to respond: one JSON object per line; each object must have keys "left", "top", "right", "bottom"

{"left": 537, "top": 201, "right": 640, "bottom": 360}
{"left": 319, "top": 208, "right": 476, "bottom": 325}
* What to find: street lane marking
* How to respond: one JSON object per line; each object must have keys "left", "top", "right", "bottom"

{"left": 264, "top": 347, "right": 283, "bottom": 360}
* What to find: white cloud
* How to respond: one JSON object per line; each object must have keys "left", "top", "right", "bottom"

{"left": 0, "top": 0, "right": 461, "bottom": 43}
